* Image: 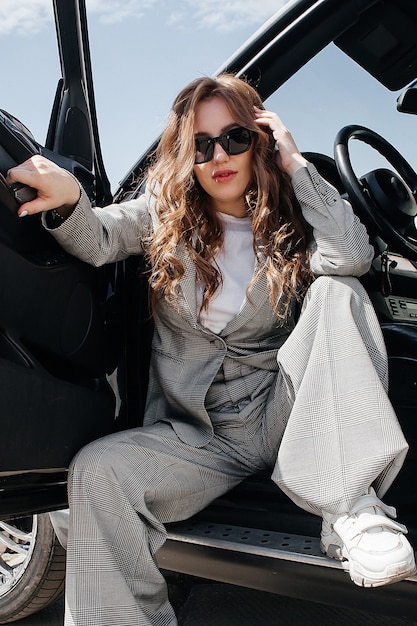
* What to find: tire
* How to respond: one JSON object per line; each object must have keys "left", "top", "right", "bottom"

{"left": 0, "top": 513, "right": 65, "bottom": 624}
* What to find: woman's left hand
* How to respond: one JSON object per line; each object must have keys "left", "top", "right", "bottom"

{"left": 254, "top": 107, "right": 308, "bottom": 177}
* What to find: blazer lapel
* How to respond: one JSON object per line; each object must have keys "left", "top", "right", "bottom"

{"left": 176, "top": 241, "right": 199, "bottom": 326}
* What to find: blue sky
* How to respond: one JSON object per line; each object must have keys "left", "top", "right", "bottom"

{"left": 1, "top": 0, "right": 286, "bottom": 187}
{"left": 1, "top": 0, "right": 416, "bottom": 190}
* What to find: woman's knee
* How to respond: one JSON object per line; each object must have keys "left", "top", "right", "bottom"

{"left": 70, "top": 434, "right": 112, "bottom": 475}
{"left": 309, "top": 274, "right": 365, "bottom": 294}
{"left": 303, "top": 275, "right": 369, "bottom": 308}
{"left": 68, "top": 430, "right": 138, "bottom": 494}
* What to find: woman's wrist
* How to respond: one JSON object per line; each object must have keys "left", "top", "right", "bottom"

{"left": 282, "top": 154, "right": 309, "bottom": 178}
{"left": 50, "top": 181, "right": 81, "bottom": 221}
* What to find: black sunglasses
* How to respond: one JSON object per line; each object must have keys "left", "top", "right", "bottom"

{"left": 195, "top": 127, "right": 254, "bottom": 164}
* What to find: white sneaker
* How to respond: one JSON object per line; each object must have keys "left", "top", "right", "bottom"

{"left": 321, "top": 488, "right": 416, "bottom": 587}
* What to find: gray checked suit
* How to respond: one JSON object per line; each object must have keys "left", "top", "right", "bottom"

{"left": 45, "top": 164, "right": 408, "bottom": 625}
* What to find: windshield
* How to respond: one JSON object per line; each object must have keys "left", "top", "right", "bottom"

{"left": 265, "top": 42, "right": 417, "bottom": 177}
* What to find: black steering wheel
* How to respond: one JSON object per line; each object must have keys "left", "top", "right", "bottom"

{"left": 334, "top": 125, "right": 417, "bottom": 261}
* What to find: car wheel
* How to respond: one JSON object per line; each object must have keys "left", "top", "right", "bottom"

{"left": 0, "top": 513, "right": 65, "bottom": 623}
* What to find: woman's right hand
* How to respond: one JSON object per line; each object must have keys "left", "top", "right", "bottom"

{"left": 6, "top": 155, "right": 81, "bottom": 218}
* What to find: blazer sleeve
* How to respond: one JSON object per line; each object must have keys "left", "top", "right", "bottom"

{"left": 42, "top": 187, "right": 153, "bottom": 266}
{"left": 291, "top": 163, "right": 374, "bottom": 277}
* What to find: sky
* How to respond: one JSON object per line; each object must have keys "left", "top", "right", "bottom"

{"left": 1, "top": 0, "right": 417, "bottom": 190}
{"left": 0, "top": 0, "right": 287, "bottom": 188}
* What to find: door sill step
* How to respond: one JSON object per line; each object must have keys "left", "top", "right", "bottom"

{"left": 166, "top": 521, "right": 340, "bottom": 569}
{"left": 166, "top": 520, "right": 417, "bottom": 580}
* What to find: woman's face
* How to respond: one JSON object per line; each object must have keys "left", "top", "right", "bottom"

{"left": 193, "top": 96, "right": 254, "bottom": 218}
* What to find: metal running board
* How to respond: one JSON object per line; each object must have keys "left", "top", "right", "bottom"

{"left": 165, "top": 521, "right": 343, "bottom": 570}
{"left": 164, "top": 520, "right": 417, "bottom": 581}
{"left": 157, "top": 521, "right": 417, "bottom": 621}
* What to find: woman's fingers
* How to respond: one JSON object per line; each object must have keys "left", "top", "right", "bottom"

{"left": 254, "top": 106, "right": 308, "bottom": 176}
{"left": 6, "top": 155, "right": 80, "bottom": 216}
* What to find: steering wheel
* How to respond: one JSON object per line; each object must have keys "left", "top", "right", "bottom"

{"left": 334, "top": 125, "right": 417, "bottom": 261}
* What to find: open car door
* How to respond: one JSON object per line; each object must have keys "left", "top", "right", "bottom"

{"left": 0, "top": 0, "right": 122, "bottom": 518}
{"left": 0, "top": 3, "right": 131, "bottom": 619}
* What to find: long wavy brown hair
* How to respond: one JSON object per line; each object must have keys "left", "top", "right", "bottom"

{"left": 146, "top": 73, "right": 312, "bottom": 320}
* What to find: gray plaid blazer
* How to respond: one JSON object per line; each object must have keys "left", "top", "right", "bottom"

{"left": 45, "top": 164, "right": 374, "bottom": 447}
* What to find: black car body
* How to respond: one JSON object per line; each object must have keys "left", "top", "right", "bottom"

{"left": 1, "top": 0, "right": 417, "bottom": 622}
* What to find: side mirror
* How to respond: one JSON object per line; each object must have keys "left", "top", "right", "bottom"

{"left": 397, "top": 80, "right": 417, "bottom": 114}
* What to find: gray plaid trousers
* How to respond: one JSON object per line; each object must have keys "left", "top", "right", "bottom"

{"left": 64, "top": 276, "right": 408, "bottom": 626}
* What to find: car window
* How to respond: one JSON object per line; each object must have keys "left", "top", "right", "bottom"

{"left": 265, "top": 43, "right": 417, "bottom": 178}
{"left": 0, "top": 3, "right": 58, "bottom": 147}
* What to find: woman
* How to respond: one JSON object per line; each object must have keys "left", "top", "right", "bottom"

{"left": 8, "top": 74, "right": 415, "bottom": 626}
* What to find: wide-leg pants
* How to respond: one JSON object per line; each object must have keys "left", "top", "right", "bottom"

{"left": 64, "top": 276, "right": 408, "bottom": 626}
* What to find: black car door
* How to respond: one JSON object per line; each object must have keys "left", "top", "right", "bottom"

{"left": 0, "top": 0, "right": 125, "bottom": 517}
